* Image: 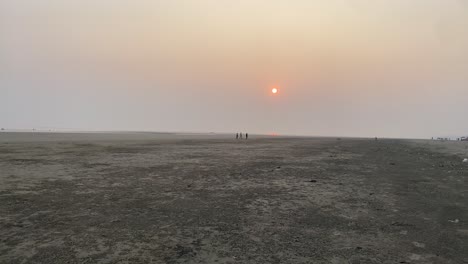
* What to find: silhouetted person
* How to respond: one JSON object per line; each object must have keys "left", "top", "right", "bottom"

{"left": 246, "top": 133, "right": 248, "bottom": 140}
{"left": 240, "top": 133, "right": 243, "bottom": 139}
{"left": 236, "top": 133, "right": 239, "bottom": 139}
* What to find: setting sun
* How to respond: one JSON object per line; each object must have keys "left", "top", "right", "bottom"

{"left": 272, "top": 88, "right": 278, "bottom": 94}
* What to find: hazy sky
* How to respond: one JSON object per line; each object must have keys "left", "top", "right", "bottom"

{"left": 1, "top": 0, "right": 467, "bottom": 138}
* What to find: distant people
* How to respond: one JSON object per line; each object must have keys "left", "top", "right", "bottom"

{"left": 240, "top": 133, "right": 243, "bottom": 139}
{"left": 246, "top": 133, "right": 248, "bottom": 140}
{"left": 236, "top": 133, "right": 239, "bottom": 139}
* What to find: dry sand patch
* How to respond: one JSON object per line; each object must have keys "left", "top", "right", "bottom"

{"left": 1, "top": 134, "right": 468, "bottom": 263}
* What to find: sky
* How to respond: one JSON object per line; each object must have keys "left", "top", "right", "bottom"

{"left": 1, "top": 0, "right": 467, "bottom": 138}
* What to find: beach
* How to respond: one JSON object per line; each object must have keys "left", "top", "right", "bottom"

{"left": 1, "top": 133, "right": 468, "bottom": 263}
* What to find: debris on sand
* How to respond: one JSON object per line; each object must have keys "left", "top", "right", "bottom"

{"left": 308, "top": 179, "right": 317, "bottom": 183}
{"left": 463, "top": 158, "right": 468, "bottom": 163}
{"left": 448, "top": 219, "right": 460, "bottom": 223}
{"left": 389, "top": 162, "right": 396, "bottom": 165}
{"left": 412, "top": 242, "right": 425, "bottom": 248}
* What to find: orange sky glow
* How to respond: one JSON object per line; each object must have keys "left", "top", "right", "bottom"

{"left": 1, "top": 0, "right": 468, "bottom": 137}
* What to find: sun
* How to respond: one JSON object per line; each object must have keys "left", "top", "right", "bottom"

{"left": 272, "top": 88, "right": 278, "bottom": 94}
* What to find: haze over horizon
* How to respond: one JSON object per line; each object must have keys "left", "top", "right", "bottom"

{"left": 1, "top": 0, "right": 468, "bottom": 138}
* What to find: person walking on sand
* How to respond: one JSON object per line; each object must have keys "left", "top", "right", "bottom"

{"left": 246, "top": 133, "right": 248, "bottom": 140}
{"left": 240, "top": 132, "right": 243, "bottom": 139}
{"left": 236, "top": 133, "right": 239, "bottom": 139}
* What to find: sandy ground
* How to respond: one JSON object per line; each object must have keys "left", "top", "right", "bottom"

{"left": 1, "top": 133, "right": 468, "bottom": 263}
{"left": 406, "top": 139, "right": 468, "bottom": 160}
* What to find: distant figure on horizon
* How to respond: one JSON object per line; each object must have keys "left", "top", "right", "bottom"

{"left": 246, "top": 133, "right": 249, "bottom": 140}
{"left": 240, "top": 133, "right": 243, "bottom": 139}
{"left": 236, "top": 133, "right": 239, "bottom": 139}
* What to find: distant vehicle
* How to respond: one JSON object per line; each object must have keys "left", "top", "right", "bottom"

{"left": 461, "top": 137, "right": 468, "bottom": 141}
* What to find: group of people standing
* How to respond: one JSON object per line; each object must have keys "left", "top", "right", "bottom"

{"left": 236, "top": 132, "right": 248, "bottom": 140}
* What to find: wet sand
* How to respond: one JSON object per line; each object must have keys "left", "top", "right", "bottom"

{"left": 1, "top": 133, "right": 468, "bottom": 263}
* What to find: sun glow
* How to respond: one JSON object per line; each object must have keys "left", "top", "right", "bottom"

{"left": 272, "top": 88, "right": 278, "bottom": 94}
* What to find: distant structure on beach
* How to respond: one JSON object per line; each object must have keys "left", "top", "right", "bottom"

{"left": 435, "top": 137, "right": 450, "bottom": 141}
{"left": 436, "top": 136, "right": 468, "bottom": 141}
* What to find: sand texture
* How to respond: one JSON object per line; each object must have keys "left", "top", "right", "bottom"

{"left": 1, "top": 133, "right": 468, "bottom": 263}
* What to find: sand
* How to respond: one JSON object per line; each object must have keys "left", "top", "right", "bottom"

{"left": 407, "top": 139, "right": 468, "bottom": 159}
{"left": 1, "top": 133, "right": 468, "bottom": 263}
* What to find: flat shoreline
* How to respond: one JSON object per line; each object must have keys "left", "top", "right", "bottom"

{"left": 0, "top": 131, "right": 242, "bottom": 143}
{"left": 1, "top": 136, "right": 467, "bottom": 263}
{"left": 406, "top": 139, "right": 468, "bottom": 159}
{"left": 0, "top": 131, "right": 365, "bottom": 143}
